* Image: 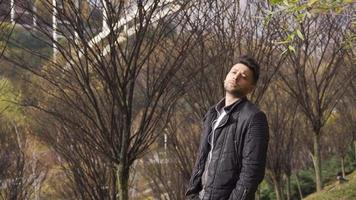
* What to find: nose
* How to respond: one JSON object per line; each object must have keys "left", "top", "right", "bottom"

{"left": 233, "top": 72, "right": 241, "bottom": 81}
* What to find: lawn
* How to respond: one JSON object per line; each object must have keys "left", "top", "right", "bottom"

{"left": 304, "top": 171, "right": 356, "bottom": 200}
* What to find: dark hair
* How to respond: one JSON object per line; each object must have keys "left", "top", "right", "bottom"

{"left": 236, "top": 55, "right": 260, "bottom": 84}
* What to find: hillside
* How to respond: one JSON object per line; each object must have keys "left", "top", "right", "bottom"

{"left": 304, "top": 171, "right": 356, "bottom": 200}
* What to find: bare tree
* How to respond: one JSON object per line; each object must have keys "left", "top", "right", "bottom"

{"left": 0, "top": 118, "right": 45, "bottom": 200}
{"left": 181, "top": 0, "right": 287, "bottom": 109}
{"left": 141, "top": 103, "right": 201, "bottom": 200}
{"left": 30, "top": 113, "right": 117, "bottom": 199}
{"left": 140, "top": 0, "right": 289, "bottom": 198}
{"left": 325, "top": 115, "right": 352, "bottom": 179}
{"left": 277, "top": 10, "right": 354, "bottom": 191}
{"left": 325, "top": 79, "right": 356, "bottom": 178}
{"left": 3, "top": 0, "right": 200, "bottom": 199}
{"left": 341, "top": 78, "right": 356, "bottom": 161}
{"left": 262, "top": 82, "right": 301, "bottom": 200}
{"left": 0, "top": 3, "right": 46, "bottom": 193}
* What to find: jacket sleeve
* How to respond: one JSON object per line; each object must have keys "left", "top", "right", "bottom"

{"left": 229, "top": 111, "right": 269, "bottom": 200}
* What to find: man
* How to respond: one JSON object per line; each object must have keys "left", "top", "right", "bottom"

{"left": 185, "top": 55, "right": 269, "bottom": 200}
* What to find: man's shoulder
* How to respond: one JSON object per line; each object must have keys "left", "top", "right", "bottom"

{"left": 202, "top": 106, "right": 216, "bottom": 121}
{"left": 239, "top": 100, "right": 265, "bottom": 118}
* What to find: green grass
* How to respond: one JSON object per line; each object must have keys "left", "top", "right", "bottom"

{"left": 304, "top": 171, "right": 356, "bottom": 200}
{"left": 0, "top": 77, "right": 24, "bottom": 122}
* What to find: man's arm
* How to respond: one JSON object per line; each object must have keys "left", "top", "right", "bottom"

{"left": 229, "top": 111, "right": 269, "bottom": 200}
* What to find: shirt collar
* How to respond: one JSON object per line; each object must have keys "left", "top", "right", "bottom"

{"left": 214, "top": 96, "right": 246, "bottom": 114}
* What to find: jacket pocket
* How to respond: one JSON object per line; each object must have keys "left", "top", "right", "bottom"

{"left": 186, "top": 168, "right": 202, "bottom": 196}
{"left": 228, "top": 184, "right": 247, "bottom": 200}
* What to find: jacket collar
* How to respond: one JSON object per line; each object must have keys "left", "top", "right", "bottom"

{"left": 214, "top": 96, "right": 247, "bottom": 115}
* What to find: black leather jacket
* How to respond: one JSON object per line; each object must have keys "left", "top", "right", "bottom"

{"left": 186, "top": 98, "right": 269, "bottom": 200}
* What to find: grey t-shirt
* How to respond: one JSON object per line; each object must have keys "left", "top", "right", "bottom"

{"left": 199, "top": 107, "right": 227, "bottom": 199}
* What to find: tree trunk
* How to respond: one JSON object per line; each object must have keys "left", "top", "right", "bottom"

{"left": 285, "top": 174, "right": 291, "bottom": 200}
{"left": 117, "top": 163, "right": 129, "bottom": 200}
{"left": 354, "top": 141, "right": 356, "bottom": 161}
{"left": 341, "top": 156, "right": 345, "bottom": 178}
{"left": 273, "top": 178, "right": 283, "bottom": 200}
{"left": 111, "top": 167, "right": 117, "bottom": 200}
{"left": 255, "top": 186, "right": 260, "bottom": 200}
{"left": 311, "top": 133, "right": 322, "bottom": 191}
{"left": 295, "top": 173, "right": 303, "bottom": 200}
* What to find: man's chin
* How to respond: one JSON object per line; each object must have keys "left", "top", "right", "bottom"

{"left": 226, "top": 89, "right": 246, "bottom": 98}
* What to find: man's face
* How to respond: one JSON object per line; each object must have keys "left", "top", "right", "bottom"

{"left": 224, "top": 63, "right": 255, "bottom": 98}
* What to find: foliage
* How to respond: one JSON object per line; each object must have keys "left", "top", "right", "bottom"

{"left": 305, "top": 171, "right": 356, "bottom": 200}
{"left": 0, "top": 108, "right": 45, "bottom": 200}
{"left": 267, "top": 0, "right": 355, "bottom": 54}
{"left": 259, "top": 180, "right": 275, "bottom": 200}
{"left": 0, "top": 22, "right": 49, "bottom": 50}
{"left": 322, "top": 155, "right": 356, "bottom": 184}
{"left": 259, "top": 151, "right": 356, "bottom": 200}
{"left": 0, "top": 77, "right": 23, "bottom": 123}
{"left": 0, "top": 22, "right": 50, "bottom": 82}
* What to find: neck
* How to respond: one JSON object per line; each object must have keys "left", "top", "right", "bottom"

{"left": 225, "top": 92, "right": 242, "bottom": 107}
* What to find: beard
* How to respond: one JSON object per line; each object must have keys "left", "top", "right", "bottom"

{"left": 224, "top": 83, "right": 248, "bottom": 98}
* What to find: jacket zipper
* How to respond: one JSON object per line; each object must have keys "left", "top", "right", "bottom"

{"left": 202, "top": 118, "right": 218, "bottom": 199}
{"left": 241, "top": 188, "right": 247, "bottom": 199}
{"left": 203, "top": 109, "right": 228, "bottom": 199}
{"left": 208, "top": 110, "right": 228, "bottom": 163}
{"left": 192, "top": 169, "right": 201, "bottom": 180}
{"left": 206, "top": 119, "right": 217, "bottom": 165}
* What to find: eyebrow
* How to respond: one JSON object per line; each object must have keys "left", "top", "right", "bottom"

{"left": 231, "top": 68, "right": 249, "bottom": 75}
